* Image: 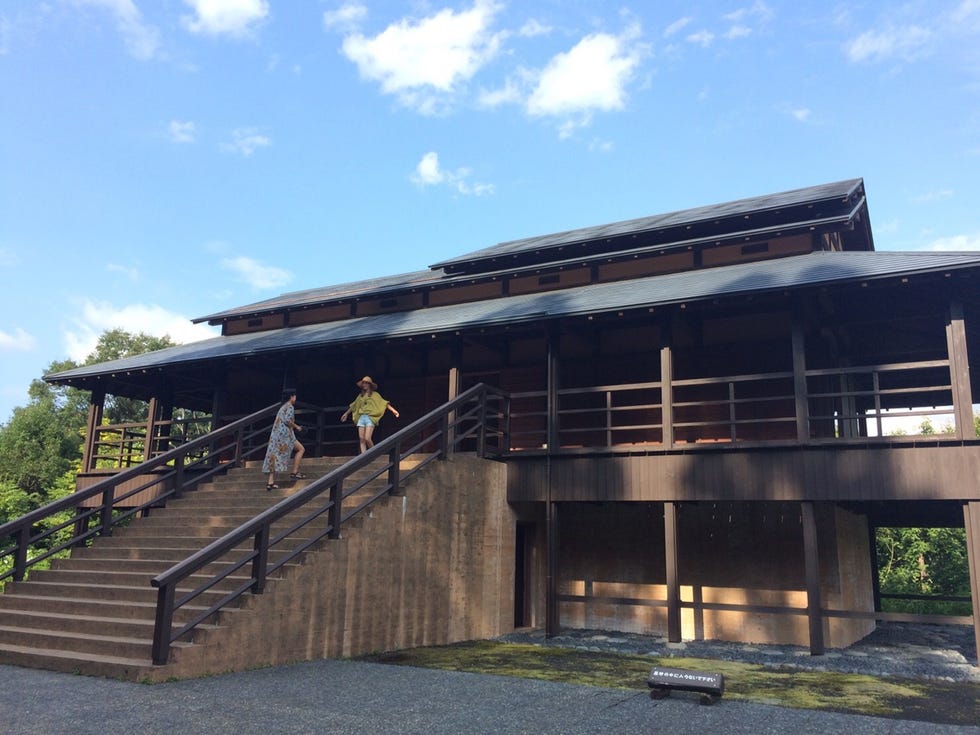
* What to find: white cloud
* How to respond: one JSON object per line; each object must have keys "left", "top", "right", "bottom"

{"left": 526, "top": 26, "right": 644, "bottom": 128}
{"left": 221, "top": 127, "right": 271, "bottom": 156}
{"left": 588, "top": 138, "right": 614, "bottom": 153}
{"left": 323, "top": 2, "right": 367, "bottom": 32}
{"left": 663, "top": 17, "right": 692, "bottom": 38}
{"left": 913, "top": 188, "right": 954, "bottom": 204}
{"left": 410, "top": 151, "right": 494, "bottom": 196}
{"left": 787, "top": 106, "right": 811, "bottom": 122}
{"left": 220, "top": 256, "right": 293, "bottom": 289}
{"left": 106, "top": 263, "right": 140, "bottom": 281}
{"left": 74, "top": 0, "right": 160, "bottom": 60}
{"left": 686, "top": 29, "right": 715, "bottom": 47}
{"left": 168, "top": 119, "right": 196, "bottom": 143}
{"left": 725, "top": 24, "right": 752, "bottom": 39}
{"left": 846, "top": 25, "right": 932, "bottom": 63}
{"left": 0, "top": 327, "right": 36, "bottom": 352}
{"left": 519, "top": 18, "right": 551, "bottom": 37}
{"left": 927, "top": 234, "right": 980, "bottom": 251}
{"left": 340, "top": 0, "right": 503, "bottom": 114}
{"left": 477, "top": 76, "right": 523, "bottom": 108}
{"left": 952, "top": 0, "right": 980, "bottom": 24}
{"left": 724, "top": 1, "right": 774, "bottom": 25}
{"left": 0, "top": 247, "right": 18, "bottom": 267}
{"left": 182, "top": 0, "right": 268, "bottom": 37}
{"left": 63, "top": 301, "right": 216, "bottom": 362}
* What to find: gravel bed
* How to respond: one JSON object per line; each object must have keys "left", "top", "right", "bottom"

{"left": 498, "top": 623, "right": 980, "bottom": 683}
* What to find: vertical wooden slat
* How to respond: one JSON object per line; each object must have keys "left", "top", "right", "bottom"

{"left": 664, "top": 501, "right": 681, "bottom": 642}
{"left": 547, "top": 327, "right": 560, "bottom": 452}
{"left": 660, "top": 345, "right": 674, "bottom": 449}
{"left": 946, "top": 300, "right": 974, "bottom": 440}
{"left": 83, "top": 389, "right": 105, "bottom": 472}
{"left": 867, "top": 514, "right": 882, "bottom": 613}
{"left": 142, "top": 397, "right": 159, "bottom": 462}
{"left": 447, "top": 340, "right": 462, "bottom": 448}
{"left": 791, "top": 315, "right": 809, "bottom": 443}
{"left": 963, "top": 502, "right": 980, "bottom": 665}
{"left": 545, "top": 498, "right": 560, "bottom": 637}
{"left": 801, "top": 501, "right": 824, "bottom": 655}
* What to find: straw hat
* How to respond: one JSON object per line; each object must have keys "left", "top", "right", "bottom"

{"left": 357, "top": 376, "right": 378, "bottom": 390}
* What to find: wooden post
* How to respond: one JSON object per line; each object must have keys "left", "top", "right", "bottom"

{"left": 83, "top": 389, "right": 106, "bottom": 472}
{"left": 660, "top": 344, "right": 674, "bottom": 449}
{"left": 867, "top": 515, "right": 882, "bottom": 613}
{"left": 791, "top": 316, "right": 810, "bottom": 443}
{"left": 801, "top": 501, "right": 824, "bottom": 655}
{"left": 545, "top": 498, "right": 560, "bottom": 637}
{"left": 946, "top": 300, "right": 974, "bottom": 440}
{"left": 546, "top": 326, "right": 560, "bottom": 451}
{"left": 963, "top": 502, "right": 980, "bottom": 666}
{"left": 143, "top": 396, "right": 159, "bottom": 462}
{"left": 447, "top": 340, "right": 462, "bottom": 451}
{"left": 664, "top": 501, "right": 682, "bottom": 642}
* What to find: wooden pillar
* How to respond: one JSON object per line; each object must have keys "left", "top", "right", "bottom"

{"left": 546, "top": 326, "right": 560, "bottom": 452}
{"left": 946, "top": 300, "right": 974, "bottom": 440}
{"left": 801, "top": 501, "right": 824, "bottom": 655}
{"left": 963, "top": 502, "right": 980, "bottom": 665}
{"left": 83, "top": 389, "right": 106, "bottom": 472}
{"left": 664, "top": 501, "right": 682, "bottom": 642}
{"left": 867, "top": 515, "right": 882, "bottom": 613}
{"left": 791, "top": 314, "right": 810, "bottom": 443}
{"left": 143, "top": 397, "right": 160, "bottom": 462}
{"left": 447, "top": 340, "right": 462, "bottom": 449}
{"left": 545, "top": 497, "right": 560, "bottom": 637}
{"left": 660, "top": 345, "right": 674, "bottom": 449}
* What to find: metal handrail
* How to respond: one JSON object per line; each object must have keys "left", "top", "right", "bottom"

{"left": 149, "top": 383, "right": 509, "bottom": 665}
{"left": 0, "top": 403, "right": 282, "bottom": 584}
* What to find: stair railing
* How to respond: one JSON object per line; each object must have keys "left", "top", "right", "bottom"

{"left": 0, "top": 403, "right": 283, "bottom": 585}
{"left": 149, "top": 383, "right": 510, "bottom": 665}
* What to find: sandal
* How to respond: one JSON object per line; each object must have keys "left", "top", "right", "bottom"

{"left": 289, "top": 473, "right": 307, "bottom": 480}
{"left": 266, "top": 483, "right": 279, "bottom": 491}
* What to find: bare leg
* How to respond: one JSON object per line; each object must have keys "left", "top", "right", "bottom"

{"left": 291, "top": 440, "right": 306, "bottom": 473}
{"left": 267, "top": 472, "right": 275, "bottom": 486}
{"left": 358, "top": 426, "right": 368, "bottom": 453}
{"left": 362, "top": 424, "right": 376, "bottom": 451}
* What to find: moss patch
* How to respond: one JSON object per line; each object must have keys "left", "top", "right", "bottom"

{"left": 360, "top": 641, "right": 980, "bottom": 727}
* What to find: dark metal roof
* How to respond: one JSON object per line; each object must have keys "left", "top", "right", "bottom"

{"left": 48, "top": 250, "right": 980, "bottom": 385}
{"left": 431, "top": 178, "right": 866, "bottom": 272}
{"left": 197, "top": 179, "right": 869, "bottom": 325}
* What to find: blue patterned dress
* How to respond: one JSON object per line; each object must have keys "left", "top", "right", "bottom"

{"left": 262, "top": 402, "right": 296, "bottom": 473}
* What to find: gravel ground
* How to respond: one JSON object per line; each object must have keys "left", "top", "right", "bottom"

{"left": 1, "top": 657, "right": 977, "bottom": 735}
{"left": 499, "top": 622, "right": 980, "bottom": 683}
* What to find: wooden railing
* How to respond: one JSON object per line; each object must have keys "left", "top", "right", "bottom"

{"left": 149, "top": 383, "right": 509, "bottom": 665}
{"left": 0, "top": 404, "right": 283, "bottom": 585}
{"left": 88, "top": 415, "right": 214, "bottom": 470}
{"left": 507, "top": 357, "right": 961, "bottom": 453}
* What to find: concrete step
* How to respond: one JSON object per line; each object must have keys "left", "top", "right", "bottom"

{"left": 70, "top": 544, "right": 309, "bottom": 563}
{"left": 27, "top": 568, "right": 261, "bottom": 593}
{"left": 0, "top": 624, "right": 194, "bottom": 661}
{"left": 0, "top": 592, "right": 238, "bottom": 626}
{"left": 51, "top": 556, "right": 301, "bottom": 576}
{"left": 0, "top": 641, "right": 157, "bottom": 679}
{"left": 3, "top": 580, "right": 253, "bottom": 605}
{"left": 0, "top": 607, "right": 220, "bottom": 639}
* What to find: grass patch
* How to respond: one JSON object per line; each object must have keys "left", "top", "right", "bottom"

{"left": 360, "top": 641, "right": 980, "bottom": 727}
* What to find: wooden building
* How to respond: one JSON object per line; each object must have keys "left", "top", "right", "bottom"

{"left": 47, "top": 178, "right": 980, "bottom": 657}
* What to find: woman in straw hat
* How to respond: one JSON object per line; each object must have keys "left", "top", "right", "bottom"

{"left": 340, "top": 376, "right": 400, "bottom": 453}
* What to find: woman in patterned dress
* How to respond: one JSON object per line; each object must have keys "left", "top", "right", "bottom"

{"left": 340, "top": 376, "right": 400, "bottom": 453}
{"left": 263, "top": 389, "right": 306, "bottom": 490}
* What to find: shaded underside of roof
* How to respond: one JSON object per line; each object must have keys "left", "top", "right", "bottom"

{"left": 48, "top": 250, "right": 980, "bottom": 385}
{"left": 431, "top": 178, "right": 866, "bottom": 272}
{"left": 197, "top": 179, "right": 868, "bottom": 325}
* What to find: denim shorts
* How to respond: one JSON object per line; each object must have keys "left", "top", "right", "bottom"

{"left": 356, "top": 414, "right": 375, "bottom": 428}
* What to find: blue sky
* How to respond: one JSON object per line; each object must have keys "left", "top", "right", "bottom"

{"left": 1, "top": 0, "right": 979, "bottom": 420}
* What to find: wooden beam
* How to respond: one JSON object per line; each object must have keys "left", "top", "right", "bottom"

{"left": 546, "top": 326, "right": 560, "bottom": 452}
{"left": 83, "top": 389, "right": 106, "bottom": 472}
{"left": 447, "top": 340, "right": 462, "bottom": 451}
{"left": 142, "top": 396, "right": 159, "bottom": 463}
{"left": 664, "top": 501, "right": 681, "bottom": 642}
{"left": 801, "top": 501, "right": 824, "bottom": 655}
{"left": 946, "top": 300, "right": 974, "bottom": 440}
{"left": 867, "top": 515, "right": 882, "bottom": 613}
{"left": 964, "top": 502, "right": 980, "bottom": 666}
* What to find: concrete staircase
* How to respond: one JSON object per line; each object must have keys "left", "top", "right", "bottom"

{"left": 0, "top": 457, "right": 398, "bottom": 680}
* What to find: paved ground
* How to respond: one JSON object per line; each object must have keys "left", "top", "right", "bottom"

{"left": 1, "top": 658, "right": 977, "bottom": 735}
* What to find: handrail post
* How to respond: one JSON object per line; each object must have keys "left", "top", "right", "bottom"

{"left": 151, "top": 583, "right": 176, "bottom": 665}
{"left": 328, "top": 479, "right": 343, "bottom": 539}
{"left": 388, "top": 444, "right": 402, "bottom": 495}
{"left": 439, "top": 413, "right": 451, "bottom": 459}
{"left": 233, "top": 424, "right": 244, "bottom": 467}
{"left": 12, "top": 525, "right": 30, "bottom": 582}
{"left": 251, "top": 524, "right": 270, "bottom": 594}
{"left": 99, "top": 484, "right": 116, "bottom": 537}
{"left": 477, "top": 391, "right": 488, "bottom": 457}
